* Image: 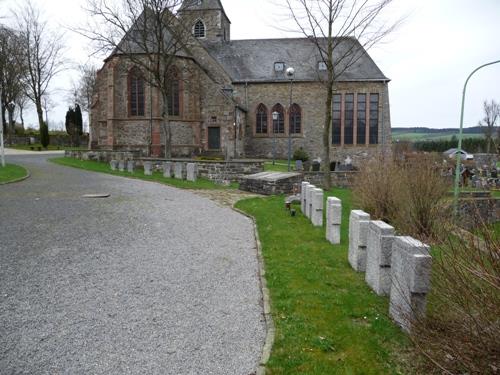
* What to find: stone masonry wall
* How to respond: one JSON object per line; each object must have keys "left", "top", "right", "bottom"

{"left": 236, "top": 80, "right": 392, "bottom": 166}
{"left": 303, "top": 171, "right": 358, "bottom": 188}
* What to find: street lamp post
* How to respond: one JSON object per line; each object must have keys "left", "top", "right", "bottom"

{"left": 286, "top": 67, "right": 295, "bottom": 172}
{"left": 0, "top": 88, "right": 5, "bottom": 167}
{"left": 453, "top": 59, "right": 500, "bottom": 216}
{"left": 272, "top": 111, "right": 278, "bottom": 165}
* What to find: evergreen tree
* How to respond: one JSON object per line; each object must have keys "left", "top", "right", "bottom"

{"left": 40, "top": 121, "right": 49, "bottom": 148}
{"left": 75, "top": 104, "right": 83, "bottom": 136}
{"left": 65, "top": 107, "right": 77, "bottom": 146}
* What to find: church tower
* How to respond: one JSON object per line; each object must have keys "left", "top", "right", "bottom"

{"left": 178, "top": 0, "right": 231, "bottom": 42}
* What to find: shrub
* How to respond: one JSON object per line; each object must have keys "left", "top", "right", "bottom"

{"left": 293, "top": 147, "right": 309, "bottom": 162}
{"left": 352, "top": 155, "right": 449, "bottom": 240}
{"left": 411, "top": 222, "right": 500, "bottom": 374}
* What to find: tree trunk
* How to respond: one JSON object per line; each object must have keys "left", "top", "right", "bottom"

{"left": 161, "top": 93, "right": 172, "bottom": 159}
{"left": 7, "top": 108, "right": 15, "bottom": 144}
{"left": 323, "top": 81, "right": 333, "bottom": 190}
{"left": 486, "top": 126, "right": 491, "bottom": 154}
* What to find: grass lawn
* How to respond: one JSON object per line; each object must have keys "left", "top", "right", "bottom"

{"left": 0, "top": 164, "right": 29, "bottom": 184}
{"left": 235, "top": 189, "right": 411, "bottom": 374}
{"left": 50, "top": 157, "right": 239, "bottom": 190}
{"left": 264, "top": 159, "right": 298, "bottom": 172}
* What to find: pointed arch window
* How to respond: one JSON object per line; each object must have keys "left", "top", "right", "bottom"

{"left": 193, "top": 20, "right": 205, "bottom": 38}
{"left": 272, "top": 104, "right": 285, "bottom": 134}
{"left": 166, "top": 67, "right": 181, "bottom": 116}
{"left": 256, "top": 104, "right": 268, "bottom": 134}
{"left": 129, "top": 67, "right": 145, "bottom": 117}
{"left": 289, "top": 104, "right": 301, "bottom": 134}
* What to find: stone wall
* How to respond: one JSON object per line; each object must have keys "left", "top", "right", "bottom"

{"left": 236, "top": 80, "right": 392, "bottom": 165}
{"left": 65, "top": 150, "right": 142, "bottom": 162}
{"left": 141, "top": 158, "right": 264, "bottom": 182}
{"left": 302, "top": 171, "right": 358, "bottom": 188}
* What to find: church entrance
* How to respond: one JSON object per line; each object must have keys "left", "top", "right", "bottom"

{"left": 208, "top": 127, "right": 221, "bottom": 150}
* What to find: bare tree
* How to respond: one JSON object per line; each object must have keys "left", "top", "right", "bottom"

{"left": 0, "top": 26, "right": 28, "bottom": 141}
{"left": 14, "top": 0, "right": 65, "bottom": 133}
{"left": 14, "top": 93, "right": 30, "bottom": 131}
{"left": 478, "top": 99, "right": 499, "bottom": 155}
{"left": 286, "top": 0, "right": 398, "bottom": 188}
{"left": 81, "top": 0, "right": 194, "bottom": 158}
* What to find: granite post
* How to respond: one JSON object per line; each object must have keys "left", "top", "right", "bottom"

{"left": 326, "top": 197, "right": 342, "bottom": 244}
{"left": 389, "top": 236, "right": 432, "bottom": 333}
{"left": 306, "top": 184, "right": 316, "bottom": 219}
{"left": 163, "top": 162, "right": 173, "bottom": 178}
{"left": 186, "top": 163, "right": 198, "bottom": 182}
{"left": 311, "top": 188, "right": 324, "bottom": 227}
{"left": 365, "top": 221, "right": 396, "bottom": 296}
{"left": 144, "top": 161, "right": 153, "bottom": 176}
{"left": 348, "top": 210, "right": 371, "bottom": 272}
{"left": 127, "top": 160, "right": 135, "bottom": 173}
{"left": 110, "top": 160, "right": 118, "bottom": 171}
{"left": 174, "top": 162, "right": 184, "bottom": 180}
{"left": 301, "top": 181, "right": 310, "bottom": 214}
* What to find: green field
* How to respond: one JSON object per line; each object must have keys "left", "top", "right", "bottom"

{"left": 392, "top": 131, "right": 484, "bottom": 142}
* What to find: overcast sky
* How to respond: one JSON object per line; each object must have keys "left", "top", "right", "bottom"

{"left": 1, "top": 0, "right": 499, "bottom": 130}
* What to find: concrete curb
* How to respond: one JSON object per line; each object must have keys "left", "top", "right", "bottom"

{"left": 0, "top": 167, "right": 31, "bottom": 186}
{"left": 232, "top": 205, "right": 275, "bottom": 375}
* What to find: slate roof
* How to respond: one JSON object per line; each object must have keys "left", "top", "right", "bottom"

{"left": 203, "top": 37, "right": 388, "bottom": 83}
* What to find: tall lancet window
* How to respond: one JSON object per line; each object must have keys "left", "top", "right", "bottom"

{"left": 193, "top": 20, "right": 205, "bottom": 38}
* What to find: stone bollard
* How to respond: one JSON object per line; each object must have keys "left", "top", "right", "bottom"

{"left": 326, "top": 197, "right": 342, "bottom": 244}
{"left": 127, "top": 160, "right": 135, "bottom": 173}
{"left": 118, "top": 160, "right": 125, "bottom": 172}
{"left": 163, "top": 162, "right": 173, "bottom": 178}
{"left": 348, "top": 210, "right": 371, "bottom": 272}
{"left": 305, "top": 184, "right": 316, "bottom": 219}
{"left": 311, "top": 188, "right": 324, "bottom": 227}
{"left": 110, "top": 160, "right": 118, "bottom": 171}
{"left": 144, "top": 161, "right": 153, "bottom": 176}
{"left": 174, "top": 162, "right": 184, "bottom": 180}
{"left": 365, "top": 221, "right": 396, "bottom": 296}
{"left": 301, "top": 181, "right": 310, "bottom": 214}
{"left": 186, "top": 163, "right": 198, "bottom": 182}
{"left": 389, "top": 236, "right": 432, "bottom": 333}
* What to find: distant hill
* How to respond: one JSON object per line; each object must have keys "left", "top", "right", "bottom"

{"left": 392, "top": 126, "right": 485, "bottom": 142}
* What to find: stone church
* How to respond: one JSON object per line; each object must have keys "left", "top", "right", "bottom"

{"left": 90, "top": 0, "right": 392, "bottom": 164}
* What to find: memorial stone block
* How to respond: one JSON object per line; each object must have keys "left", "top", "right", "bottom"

{"left": 163, "top": 162, "right": 173, "bottom": 178}
{"left": 144, "top": 161, "right": 153, "bottom": 176}
{"left": 326, "top": 197, "right": 342, "bottom": 244}
{"left": 348, "top": 210, "right": 371, "bottom": 272}
{"left": 311, "top": 188, "right": 324, "bottom": 227}
{"left": 186, "top": 163, "right": 198, "bottom": 182}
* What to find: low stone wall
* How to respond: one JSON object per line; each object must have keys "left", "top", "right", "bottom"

{"left": 64, "top": 151, "right": 265, "bottom": 181}
{"left": 141, "top": 158, "right": 265, "bottom": 182}
{"left": 302, "top": 171, "right": 358, "bottom": 188}
{"left": 458, "top": 197, "right": 500, "bottom": 229}
{"left": 65, "top": 150, "right": 142, "bottom": 162}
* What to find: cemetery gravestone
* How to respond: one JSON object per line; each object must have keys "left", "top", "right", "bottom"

{"left": 301, "top": 181, "right": 310, "bottom": 214}
{"left": 127, "top": 160, "right": 135, "bottom": 173}
{"left": 326, "top": 197, "right": 342, "bottom": 244}
{"left": 144, "top": 161, "right": 153, "bottom": 176}
{"left": 389, "top": 236, "right": 432, "bottom": 333}
{"left": 306, "top": 184, "right": 316, "bottom": 219}
{"left": 311, "top": 188, "right": 324, "bottom": 227}
{"left": 348, "top": 210, "right": 371, "bottom": 272}
{"left": 118, "top": 160, "right": 125, "bottom": 172}
{"left": 174, "top": 162, "right": 184, "bottom": 180}
{"left": 163, "top": 162, "right": 173, "bottom": 178}
{"left": 186, "top": 163, "right": 198, "bottom": 182}
{"left": 110, "top": 160, "right": 118, "bottom": 171}
{"left": 365, "top": 220, "right": 396, "bottom": 296}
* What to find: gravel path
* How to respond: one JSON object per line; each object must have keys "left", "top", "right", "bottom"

{"left": 0, "top": 155, "right": 265, "bottom": 375}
